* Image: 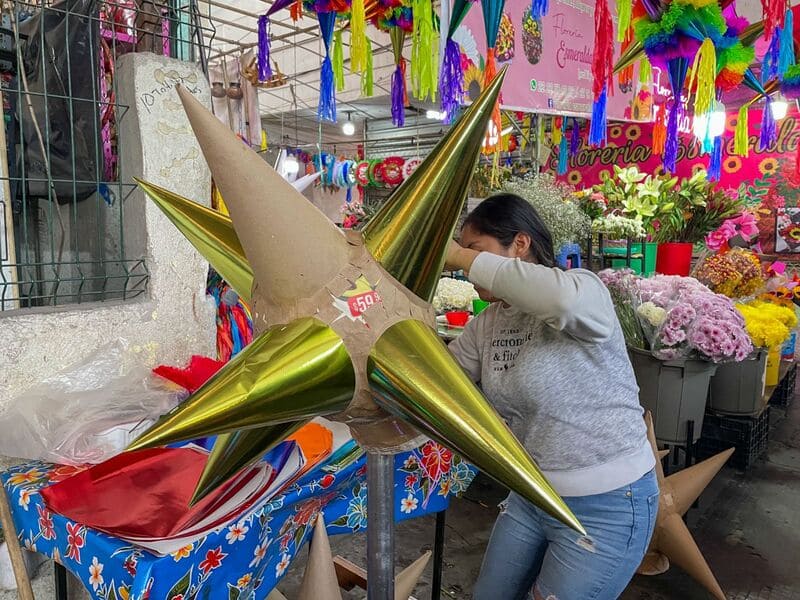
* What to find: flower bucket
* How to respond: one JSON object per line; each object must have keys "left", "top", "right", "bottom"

{"left": 655, "top": 242, "right": 693, "bottom": 276}
{"left": 766, "top": 347, "right": 782, "bottom": 387}
{"left": 629, "top": 347, "right": 717, "bottom": 445}
{"left": 609, "top": 242, "right": 658, "bottom": 275}
{"left": 782, "top": 332, "right": 796, "bottom": 361}
{"left": 708, "top": 350, "right": 768, "bottom": 416}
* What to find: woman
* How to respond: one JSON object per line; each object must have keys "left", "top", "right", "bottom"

{"left": 446, "top": 193, "right": 658, "bottom": 600}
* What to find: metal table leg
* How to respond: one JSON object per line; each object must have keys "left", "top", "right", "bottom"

{"left": 367, "top": 453, "right": 395, "bottom": 600}
{"left": 431, "top": 511, "right": 446, "bottom": 600}
{"left": 54, "top": 562, "right": 68, "bottom": 600}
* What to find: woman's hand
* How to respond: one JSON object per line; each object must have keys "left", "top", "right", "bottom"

{"left": 445, "top": 240, "right": 479, "bottom": 273}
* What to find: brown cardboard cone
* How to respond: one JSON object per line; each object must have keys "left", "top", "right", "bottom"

{"left": 640, "top": 412, "right": 729, "bottom": 600}
{"left": 658, "top": 513, "right": 727, "bottom": 600}
{"left": 175, "top": 86, "right": 349, "bottom": 304}
{"left": 658, "top": 449, "right": 670, "bottom": 461}
{"left": 669, "top": 447, "right": 735, "bottom": 516}
{"left": 394, "top": 551, "right": 432, "bottom": 600}
{"left": 297, "top": 514, "right": 343, "bottom": 600}
{"left": 266, "top": 590, "right": 289, "bottom": 600}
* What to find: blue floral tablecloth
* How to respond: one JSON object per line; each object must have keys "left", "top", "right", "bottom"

{"left": 1, "top": 441, "right": 475, "bottom": 600}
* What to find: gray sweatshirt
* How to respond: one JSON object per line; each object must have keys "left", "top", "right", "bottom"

{"left": 449, "top": 252, "right": 654, "bottom": 497}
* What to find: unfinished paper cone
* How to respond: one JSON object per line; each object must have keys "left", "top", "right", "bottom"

{"left": 395, "top": 551, "right": 432, "bottom": 600}
{"left": 190, "top": 422, "right": 306, "bottom": 505}
{"left": 136, "top": 178, "right": 254, "bottom": 301}
{"left": 297, "top": 515, "right": 343, "bottom": 600}
{"left": 368, "top": 319, "right": 583, "bottom": 534}
{"left": 266, "top": 590, "right": 289, "bottom": 600}
{"left": 176, "top": 86, "right": 349, "bottom": 303}
{"left": 669, "top": 447, "right": 734, "bottom": 516}
{"left": 638, "top": 551, "right": 669, "bottom": 575}
{"left": 363, "top": 68, "right": 507, "bottom": 302}
{"left": 128, "top": 318, "right": 354, "bottom": 450}
{"left": 658, "top": 513, "right": 726, "bottom": 600}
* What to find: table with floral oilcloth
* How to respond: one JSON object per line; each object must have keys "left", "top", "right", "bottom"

{"left": 1, "top": 440, "right": 475, "bottom": 600}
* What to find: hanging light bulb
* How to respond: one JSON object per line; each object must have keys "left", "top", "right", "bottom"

{"left": 482, "top": 120, "right": 499, "bottom": 148}
{"left": 284, "top": 153, "right": 300, "bottom": 175}
{"left": 426, "top": 109, "right": 447, "bottom": 120}
{"left": 771, "top": 95, "right": 789, "bottom": 120}
{"left": 692, "top": 113, "right": 709, "bottom": 140}
{"left": 342, "top": 112, "right": 356, "bottom": 136}
{"left": 709, "top": 101, "right": 726, "bottom": 138}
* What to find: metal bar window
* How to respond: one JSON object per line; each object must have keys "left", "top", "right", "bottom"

{"left": 0, "top": 0, "right": 214, "bottom": 310}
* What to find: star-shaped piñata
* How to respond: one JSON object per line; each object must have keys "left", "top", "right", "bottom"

{"left": 640, "top": 412, "right": 732, "bottom": 600}
{"left": 129, "top": 68, "right": 582, "bottom": 534}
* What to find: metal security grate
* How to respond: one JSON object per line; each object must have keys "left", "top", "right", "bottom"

{"left": 0, "top": 0, "right": 214, "bottom": 310}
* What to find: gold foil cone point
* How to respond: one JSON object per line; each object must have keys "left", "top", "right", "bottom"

{"left": 128, "top": 317, "right": 355, "bottom": 451}
{"left": 175, "top": 85, "right": 350, "bottom": 304}
{"left": 362, "top": 68, "right": 507, "bottom": 303}
{"left": 135, "top": 178, "right": 254, "bottom": 301}
{"left": 189, "top": 422, "right": 307, "bottom": 506}
{"left": 367, "top": 319, "right": 583, "bottom": 534}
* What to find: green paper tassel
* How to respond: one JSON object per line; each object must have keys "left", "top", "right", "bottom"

{"left": 734, "top": 104, "right": 749, "bottom": 157}
{"left": 350, "top": 0, "right": 367, "bottom": 73}
{"left": 639, "top": 56, "right": 651, "bottom": 84}
{"left": 412, "top": 0, "right": 438, "bottom": 101}
{"left": 333, "top": 29, "right": 345, "bottom": 91}
{"left": 616, "top": 0, "right": 632, "bottom": 42}
{"left": 361, "top": 37, "right": 374, "bottom": 97}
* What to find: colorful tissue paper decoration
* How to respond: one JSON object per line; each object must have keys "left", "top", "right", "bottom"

{"left": 439, "top": 0, "right": 475, "bottom": 123}
{"left": 480, "top": 0, "right": 507, "bottom": 151}
{"left": 589, "top": 0, "right": 613, "bottom": 147}
{"left": 371, "top": 0, "right": 414, "bottom": 126}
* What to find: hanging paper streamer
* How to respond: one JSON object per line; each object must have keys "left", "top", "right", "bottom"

{"left": 390, "top": 27, "right": 407, "bottom": 126}
{"left": 616, "top": 0, "right": 632, "bottom": 43}
{"left": 362, "top": 36, "right": 374, "bottom": 96}
{"left": 639, "top": 56, "right": 652, "bottom": 84}
{"left": 257, "top": 14, "right": 272, "bottom": 80}
{"left": 291, "top": 0, "right": 303, "bottom": 21}
{"left": 350, "top": 0, "right": 367, "bottom": 73}
{"left": 412, "top": 0, "right": 438, "bottom": 101}
{"left": 333, "top": 29, "right": 345, "bottom": 91}
{"left": 779, "top": 8, "right": 795, "bottom": 78}
{"left": 439, "top": 0, "right": 475, "bottom": 123}
{"left": 557, "top": 118, "right": 568, "bottom": 175}
{"left": 590, "top": 0, "right": 613, "bottom": 147}
{"left": 317, "top": 11, "right": 337, "bottom": 122}
{"left": 688, "top": 38, "right": 716, "bottom": 120}
{"left": 618, "top": 38, "right": 635, "bottom": 90}
{"left": 708, "top": 135, "right": 723, "bottom": 181}
{"left": 552, "top": 116, "right": 562, "bottom": 144}
{"left": 653, "top": 106, "right": 666, "bottom": 156}
{"left": 734, "top": 104, "right": 749, "bottom": 157}
{"left": 663, "top": 102, "right": 680, "bottom": 172}
{"left": 570, "top": 118, "right": 581, "bottom": 156}
{"left": 531, "top": 0, "right": 548, "bottom": 20}
{"left": 481, "top": 0, "right": 507, "bottom": 151}
{"left": 763, "top": 27, "right": 781, "bottom": 84}
{"left": 763, "top": 0, "right": 787, "bottom": 42}
{"left": 760, "top": 96, "right": 777, "bottom": 150}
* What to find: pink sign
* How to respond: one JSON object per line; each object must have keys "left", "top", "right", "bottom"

{"left": 549, "top": 107, "right": 800, "bottom": 192}
{"left": 455, "top": 0, "right": 642, "bottom": 119}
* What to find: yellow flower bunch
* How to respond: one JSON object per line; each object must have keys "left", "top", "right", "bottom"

{"left": 735, "top": 300, "right": 798, "bottom": 349}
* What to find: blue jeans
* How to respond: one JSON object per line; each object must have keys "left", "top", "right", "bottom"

{"left": 473, "top": 469, "right": 659, "bottom": 600}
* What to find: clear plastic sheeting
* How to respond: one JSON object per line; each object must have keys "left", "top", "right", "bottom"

{"left": 0, "top": 340, "right": 186, "bottom": 465}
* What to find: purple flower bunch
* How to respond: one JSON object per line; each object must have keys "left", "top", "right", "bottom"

{"left": 601, "top": 271, "right": 753, "bottom": 363}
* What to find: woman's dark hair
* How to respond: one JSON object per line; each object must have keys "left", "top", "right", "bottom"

{"left": 463, "top": 193, "right": 556, "bottom": 268}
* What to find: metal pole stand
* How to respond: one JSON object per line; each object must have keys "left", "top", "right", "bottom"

{"left": 367, "top": 452, "right": 395, "bottom": 600}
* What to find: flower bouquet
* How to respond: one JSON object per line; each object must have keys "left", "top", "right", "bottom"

{"left": 432, "top": 277, "right": 479, "bottom": 313}
{"left": 591, "top": 215, "right": 647, "bottom": 240}
{"left": 693, "top": 248, "right": 765, "bottom": 299}
{"left": 600, "top": 270, "right": 753, "bottom": 443}
{"left": 735, "top": 300, "right": 797, "bottom": 350}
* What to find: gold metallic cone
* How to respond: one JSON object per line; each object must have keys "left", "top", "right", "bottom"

{"left": 189, "top": 421, "right": 307, "bottom": 506}
{"left": 135, "top": 178, "right": 254, "bottom": 302}
{"left": 175, "top": 86, "right": 350, "bottom": 304}
{"left": 128, "top": 317, "right": 355, "bottom": 451}
{"left": 367, "top": 319, "right": 583, "bottom": 534}
{"left": 613, "top": 40, "right": 644, "bottom": 74}
{"left": 362, "top": 68, "right": 507, "bottom": 303}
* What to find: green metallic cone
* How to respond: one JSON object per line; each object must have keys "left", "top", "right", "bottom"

{"left": 189, "top": 421, "right": 307, "bottom": 506}
{"left": 362, "top": 67, "right": 507, "bottom": 303}
{"left": 367, "top": 319, "right": 584, "bottom": 534}
{"left": 739, "top": 20, "right": 765, "bottom": 48}
{"left": 128, "top": 317, "right": 355, "bottom": 451}
{"left": 135, "top": 178, "right": 253, "bottom": 302}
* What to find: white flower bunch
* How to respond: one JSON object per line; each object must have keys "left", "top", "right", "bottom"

{"left": 432, "top": 277, "right": 479, "bottom": 312}
{"left": 637, "top": 301, "right": 668, "bottom": 327}
{"left": 591, "top": 214, "right": 647, "bottom": 240}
